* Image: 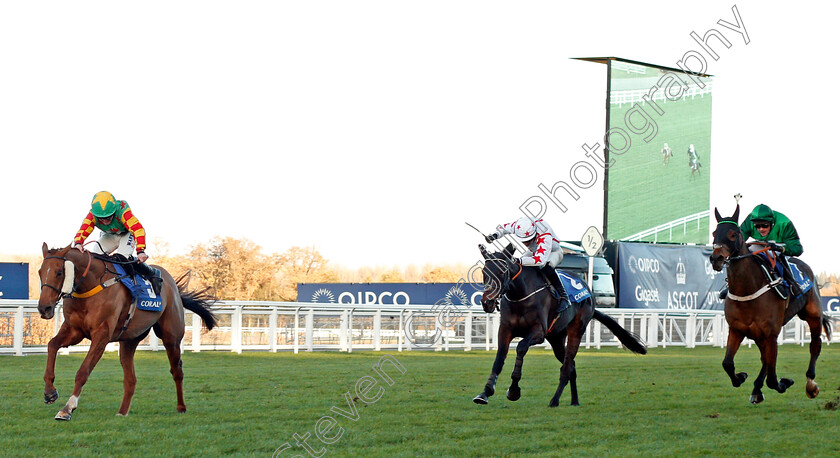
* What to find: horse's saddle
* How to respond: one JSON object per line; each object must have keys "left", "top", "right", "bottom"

{"left": 753, "top": 252, "right": 812, "bottom": 300}
{"left": 112, "top": 263, "right": 164, "bottom": 312}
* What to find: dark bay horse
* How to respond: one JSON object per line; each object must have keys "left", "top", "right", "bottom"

{"left": 37, "top": 243, "right": 217, "bottom": 420}
{"left": 473, "top": 243, "right": 646, "bottom": 407}
{"left": 710, "top": 206, "right": 831, "bottom": 404}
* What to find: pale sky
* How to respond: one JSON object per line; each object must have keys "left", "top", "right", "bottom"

{"left": 2, "top": 2, "right": 838, "bottom": 274}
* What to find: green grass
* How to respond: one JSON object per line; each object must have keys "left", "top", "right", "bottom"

{"left": 606, "top": 91, "right": 712, "bottom": 243}
{"left": 2, "top": 346, "right": 840, "bottom": 457}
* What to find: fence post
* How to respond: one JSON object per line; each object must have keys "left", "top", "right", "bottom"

{"left": 464, "top": 310, "right": 472, "bottom": 351}
{"left": 13, "top": 305, "right": 24, "bottom": 356}
{"left": 347, "top": 309, "right": 354, "bottom": 353}
{"left": 294, "top": 308, "right": 300, "bottom": 354}
{"left": 339, "top": 310, "right": 348, "bottom": 352}
{"left": 192, "top": 312, "right": 202, "bottom": 352}
{"left": 232, "top": 306, "right": 242, "bottom": 354}
{"left": 648, "top": 313, "right": 659, "bottom": 348}
{"left": 398, "top": 310, "right": 404, "bottom": 352}
{"left": 374, "top": 310, "right": 382, "bottom": 351}
{"left": 269, "top": 307, "right": 278, "bottom": 353}
{"left": 593, "top": 320, "right": 601, "bottom": 349}
{"left": 306, "top": 309, "right": 314, "bottom": 352}
{"left": 149, "top": 329, "right": 160, "bottom": 351}
{"left": 485, "top": 313, "right": 491, "bottom": 351}
{"left": 686, "top": 313, "right": 697, "bottom": 349}
{"left": 491, "top": 313, "right": 500, "bottom": 350}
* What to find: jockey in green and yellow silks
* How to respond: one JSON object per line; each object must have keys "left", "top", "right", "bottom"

{"left": 73, "top": 191, "right": 162, "bottom": 295}
{"left": 74, "top": 191, "right": 147, "bottom": 254}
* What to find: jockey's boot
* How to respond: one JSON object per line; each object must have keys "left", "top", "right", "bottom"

{"left": 541, "top": 266, "right": 571, "bottom": 313}
{"left": 779, "top": 256, "right": 802, "bottom": 298}
{"left": 134, "top": 262, "right": 163, "bottom": 296}
{"left": 718, "top": 287, "right": 728, "bottom": 300}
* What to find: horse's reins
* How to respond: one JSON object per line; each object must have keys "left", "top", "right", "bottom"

{"left": 42, "top": 252, "right": 138, "bottom": 339}
{"left": 486, "top": 256, "right": 566, "bottom": 333}
{"left": 715, "top": 221, "right": 785, "bottom": 302}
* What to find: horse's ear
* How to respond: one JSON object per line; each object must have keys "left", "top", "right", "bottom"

{"left": 478, "top": 244, "right": 489, "bottom": 259}
{"left": 733, "top": 204, "right": 740, "bottom": 223}
{"left": 42, "top": 242, "right": 48, "bottom": 257}
{"left": 714, "top": 208, "right": 722, "bottom": 222}
{"left": 503, "top": 243, "right": 516, "bottom": 258}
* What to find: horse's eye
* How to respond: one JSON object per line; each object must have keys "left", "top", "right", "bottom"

{"left": 57, "top": 270, "right": 63, "bottom": 277}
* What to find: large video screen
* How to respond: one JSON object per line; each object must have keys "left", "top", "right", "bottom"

{"left": 604, "top": 60, "right": 712, "bottom": 244}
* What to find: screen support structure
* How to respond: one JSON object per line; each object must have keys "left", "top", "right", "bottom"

{"left": 602, "top": 59, "right": 611, "bottom": 240}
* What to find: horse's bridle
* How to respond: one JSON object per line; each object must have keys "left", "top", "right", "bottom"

{"left": 484, "top": 255, "right": 531, "bottom": 303}
{"left": 713, "top": 219, "right": 747, "bottom": 266}
{"left": 40, "top": 252, "right": 94, "bottom": 303}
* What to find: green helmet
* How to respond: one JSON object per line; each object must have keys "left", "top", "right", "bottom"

{"left": 749, "top": 204, "right": 775, "bottom": 225}
{"left": 90, "top": 191, "right": 117, "bottom": 218}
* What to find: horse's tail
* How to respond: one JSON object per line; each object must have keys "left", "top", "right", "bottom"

{"left": 175, "top": 271, "right": 218, "bottom": 331}
{"left": 821, "top": 315, "right": 833, "bottom": 341}
{"left": 593, "top": 309, "right": 647, "bottom": 355}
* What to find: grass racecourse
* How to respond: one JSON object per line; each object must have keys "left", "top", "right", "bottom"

{"left": 2, "top": 346, "right": 840, "bottom": 457}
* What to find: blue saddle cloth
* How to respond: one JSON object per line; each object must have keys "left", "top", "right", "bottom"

{"left": 788, "top": 263, "right": 813, "bottom": 295}
{"left": 112, "top": 264, "right": 163, "bottom": 311}
{"left": 558, "top": 270, "right": 592, "bottom": 303}
{"left": 758, "top": 253, "right": 813, "bottom": 297}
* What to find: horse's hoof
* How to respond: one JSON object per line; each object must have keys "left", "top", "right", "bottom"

{"left": 806, "top": 379, "right": 819, "bottom": 398}
{"left": 116, "top": 413, "right": 128, "bottom": 417}
{"left": 55, "top": 410, "right": 72, "bottom": 421}
{"left": 735, "top": 372, "right": 748, "bottom": 387}
{"left": 506, "top": 387, "right": 521, "bottom": 402}
{"left": 750, "top": 393, "right": 764, "bottom": 405}
{"left": 778, "top": 378, "right": 794, "bottom": 393}
{"left": 44, "top": 390, "right": 58, "bottom": 404}
{"left": 548, "top": 398, "right": 559, "bottom": 408}
{"left": 473, "top": 394, "right": 489, "bottom": 405}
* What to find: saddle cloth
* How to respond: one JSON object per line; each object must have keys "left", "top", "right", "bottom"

{"left": 112, "top": 263, "right": 164, "bottom": 311}
{"left": 558, "top": 270, "right": 592, "bottom": 303}
{"left": 757, "top": 252, "right": 813, "bottom": 296}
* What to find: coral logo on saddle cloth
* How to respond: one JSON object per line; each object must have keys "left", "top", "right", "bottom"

{"left": 112, "top": 264, "right": 163, "bottom": 311}
{"left": 789, "top": 263, "right": 813, "bottom": 295}
{"left": 558, "top": 271, "right": 592, "bottom": 303}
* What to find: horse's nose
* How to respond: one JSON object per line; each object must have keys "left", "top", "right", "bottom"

{"left": 38, "top": 305, "right": 54, "bottom": 320}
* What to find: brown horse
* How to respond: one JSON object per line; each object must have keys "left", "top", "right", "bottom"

{"left": 37, "top": 243, "right": 217, "bottom": 420}
{"left": 710, "top": 206, "right": 831, "bottom": 404}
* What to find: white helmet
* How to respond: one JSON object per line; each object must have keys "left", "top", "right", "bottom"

{"left": 513, "top": 217, "right": 537, "bottom": 240}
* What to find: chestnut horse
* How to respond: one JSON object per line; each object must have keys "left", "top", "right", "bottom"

{"left": 710, "top": 206, "right": 831, "bottom": 404}
{"left": 473, "top": 243, "right": 646, "bottom": 407}
{"left": 37, "top": 243, "right": 217, "bottom": 420}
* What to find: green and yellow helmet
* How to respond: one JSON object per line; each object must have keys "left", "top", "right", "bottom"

{"left": 90, "top": 191, "right": 117, "bottom": 218}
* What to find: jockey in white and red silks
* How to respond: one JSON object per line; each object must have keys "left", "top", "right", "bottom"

{"left": 485, "top": 217, "right": 571, "bottom": 312}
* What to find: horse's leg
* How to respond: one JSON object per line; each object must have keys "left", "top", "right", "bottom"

{"left": 117, "top": 339, "right": 140, "bottom": 416}
{"left": 473, "top": 327, "right": 512, "bottom": 405}
{"left": 507, "top": 330, "right": 545, "bottom": 402}
{"left": 722, "top": 329, "right": 748, "bottom": 388}
{"left": 801, "top": 303, "right": 824, "bottom": 398}
{"left": 762, "top": 336, "right": 794, "bottom": 395}
{"left": 161, "top": 331, "right": 187, "bottom": 413}
{"left": 55, "top": 326, "right": 111, "bottom": 421}
{"left": 750, "top": 342, "right": 768, "bottom": 404}
{"left": 43, "top": 323, "right": 84, "bottom": 405}
{"left": 547, "top": 331, "right": 567, "bottom": 407}
{"left": 550, "top": 326, "right": 583, "bottom": 407}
